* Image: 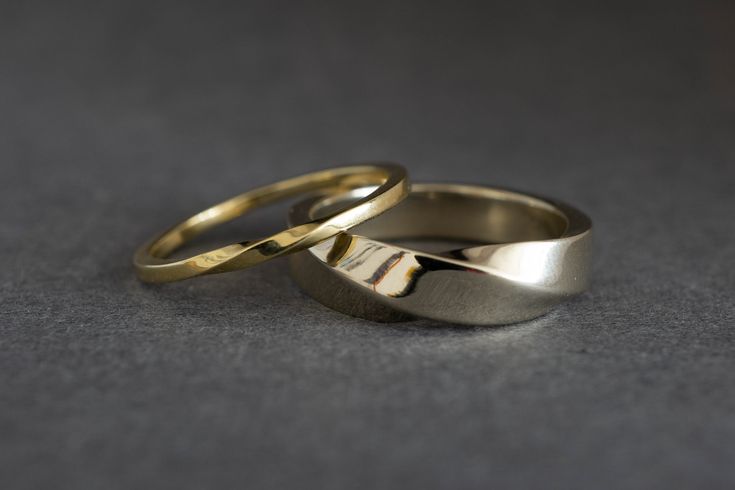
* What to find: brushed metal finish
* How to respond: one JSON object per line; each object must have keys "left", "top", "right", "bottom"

{"left": 289, "top": 183, "right": 592, "bottom": 325}
{"left": 134, "top": 163, "right": 408, "bottom": 283}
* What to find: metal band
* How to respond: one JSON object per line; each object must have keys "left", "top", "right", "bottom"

{"left": 134, "top": 163, "right": 408, "bottom": 283}
{"left": 288, "top": 183, "right": 592, "bottom": 325}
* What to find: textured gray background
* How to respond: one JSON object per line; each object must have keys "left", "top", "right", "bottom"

{"left": 1, "top": 1, "right": 734, "bottom": 489}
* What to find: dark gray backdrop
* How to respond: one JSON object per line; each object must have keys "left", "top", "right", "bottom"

{"left": 1, "top": 1, "right": 734, "bottom": 489}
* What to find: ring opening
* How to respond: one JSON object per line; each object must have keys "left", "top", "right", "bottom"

{"left": 309, "top": 183, "right": 569, "bottom": 245}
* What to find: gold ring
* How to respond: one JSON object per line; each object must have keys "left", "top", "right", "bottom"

{"left": 134, "top": 163, "right": 408, "bottom": 283}
{"left": 288, "top": 183, "right": 592, "bottom": 325}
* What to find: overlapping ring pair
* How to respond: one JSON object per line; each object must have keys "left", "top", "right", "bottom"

{"left": 134, "top": 163, "right": 591, "bottom": 325}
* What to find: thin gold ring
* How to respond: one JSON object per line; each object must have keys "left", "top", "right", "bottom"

{"left": 134, "top": 163, "right": 408, "bottom": 283}
{"left": 288, "top": 183, "right": 592, "bottom": 325}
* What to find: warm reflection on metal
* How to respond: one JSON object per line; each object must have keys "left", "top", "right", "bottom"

{"left": 289, "top": 183, "right": 592, "bottom": 325}
{"left": 134, "top": 164, "right": 408, "bottom": 283}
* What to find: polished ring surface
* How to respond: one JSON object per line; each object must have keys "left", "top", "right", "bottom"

{"left": 289, "top": 183, "right": 592, "bottom": 325}
{"left": 134, "top": 163, "right": 408, "bottom": 283}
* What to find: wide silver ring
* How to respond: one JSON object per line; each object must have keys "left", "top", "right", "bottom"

{"left": 288, "top": 183, "right": 592, "bottom": 325}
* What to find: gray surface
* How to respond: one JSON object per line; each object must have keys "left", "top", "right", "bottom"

{"left": 1, "top": 1, "right": 734, "bottom": 489}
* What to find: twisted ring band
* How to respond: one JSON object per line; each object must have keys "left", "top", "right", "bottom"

{"left": 288, "top": 183, "right": 592, "bottom": 325}
{"left": 134, "top": 163, "right": 408, "bottom": 283}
